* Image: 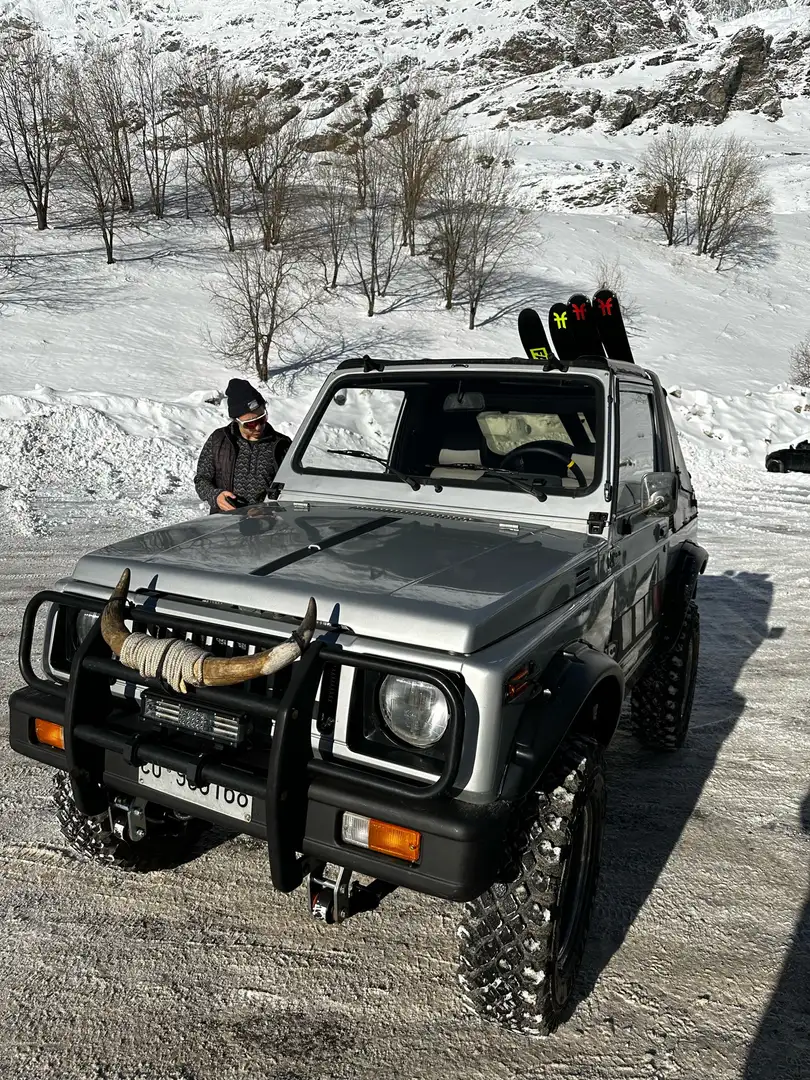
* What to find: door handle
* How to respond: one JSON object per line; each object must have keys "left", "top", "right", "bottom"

{"left": 654, "top": 522, "right": 669, "bottom": 542}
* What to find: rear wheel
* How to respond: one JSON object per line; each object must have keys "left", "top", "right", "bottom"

{"left": 631, "top": 601, "right": 700, "bottom": 750}
{"left": 53, "top": 771, "right": 207, "bottom": 871}
{"left": 457, "top": 734, "right": 606, "bottom": 1037}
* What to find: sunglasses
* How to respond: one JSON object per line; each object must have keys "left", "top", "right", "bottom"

{"left": 237, "top": 411, "right": 267, "bottom": 430}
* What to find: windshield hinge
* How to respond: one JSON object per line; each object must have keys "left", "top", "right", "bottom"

{"left": 499, "top": 522, "right": 521, "bottom": 534}
{"left": 588, "top": 512, "right": 608, "bottom": 535}
{"left": 603, "top": 481, "right": 613, "bottom": 502}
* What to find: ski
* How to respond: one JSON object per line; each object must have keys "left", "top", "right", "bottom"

{"left": 592, "top": 289, "right": 634, "bottom": 363}
{"left": 566, "top": 293, "right": 605, "bottom": 359}
{"left": 518, "top": 307, "right": 566, "bottom": 370}
{"left": 547, "top": 302, "right": 580, "bottom": 365}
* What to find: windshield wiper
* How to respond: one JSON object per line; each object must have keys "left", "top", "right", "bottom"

{"left": 326, "top": 449, "right": 441, "bottom": 491}
{"left": 432, "top": 463, "right": 548, "bottom": 502}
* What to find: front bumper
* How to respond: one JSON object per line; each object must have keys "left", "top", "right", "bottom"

{"left": 9, "top": 685, "right": 508, "bottom": 901}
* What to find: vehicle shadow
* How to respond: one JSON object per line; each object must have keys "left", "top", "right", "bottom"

{"left": 743, "top": 788, "right": 810, "bottom": 1080}
{"left": 576, "top": 570, "right": 776, "bottom": 1003}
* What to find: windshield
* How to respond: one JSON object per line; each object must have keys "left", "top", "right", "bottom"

{"left": 295, "top": 373, "right": 604, "bottom": 498}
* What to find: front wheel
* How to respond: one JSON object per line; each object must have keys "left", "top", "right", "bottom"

{"left": 766, "top": 459, "right": 786, "bottom": 473}
{"left": 53, "top": 772, "right": 208, "bottom": 871}
{"left": 457, "top": 734, "right": 606, "bottom": 1037}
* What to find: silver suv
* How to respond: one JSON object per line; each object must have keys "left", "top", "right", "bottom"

{"left": 8, "top": 353, "right": 706, "bottom": 1037}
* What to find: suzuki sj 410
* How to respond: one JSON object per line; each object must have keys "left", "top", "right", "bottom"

{"left": 8, "top": 336, "right": 706, "bottom": 1036}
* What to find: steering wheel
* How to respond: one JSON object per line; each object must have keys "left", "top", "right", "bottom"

{"left": 500, "top": 442, "right": 588, "bottom": 488}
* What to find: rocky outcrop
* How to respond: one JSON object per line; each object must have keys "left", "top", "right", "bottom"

{"left": 506, "top": 24, "right": 783, "bottom": 131}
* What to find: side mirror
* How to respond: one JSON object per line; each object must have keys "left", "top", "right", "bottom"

{"left": 333, "top": 389, "right": 348, "bottom": 406}
{"left": 640, "top": 471, "right": 678, "bottom": 516}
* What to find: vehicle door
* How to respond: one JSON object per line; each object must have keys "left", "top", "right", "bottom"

{"left": 610, "top": 380, "right": 670, "bottom": 679}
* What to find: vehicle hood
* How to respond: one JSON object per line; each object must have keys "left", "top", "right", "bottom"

{"left": 71, "top": 503, "right": 603, "bottom": 654}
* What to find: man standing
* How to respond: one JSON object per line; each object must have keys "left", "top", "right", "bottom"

{"left": 194, "top": 379, "right": 291, "bottom": 513}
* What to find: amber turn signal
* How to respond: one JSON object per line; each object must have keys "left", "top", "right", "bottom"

{"left": 341, "top": 812, "right": 422, "bottom": 863}
{"left": 368, "top": 819, "right": 421, "bottom": 863}
{"left": 34, "top": 718, "right": 65, "bottom": 750}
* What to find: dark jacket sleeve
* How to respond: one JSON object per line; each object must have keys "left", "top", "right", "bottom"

{"left": 194, "top": 433, "right": 223, "bottom": 508}
{"left": 274, "top": 434, "right": 292, "bottom": 467}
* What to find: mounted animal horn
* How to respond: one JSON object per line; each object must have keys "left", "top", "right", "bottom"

{"left": 101, "top": 569, "right": 317, "bottom": 691}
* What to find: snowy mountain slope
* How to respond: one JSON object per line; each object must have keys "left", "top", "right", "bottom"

{"left": 5, "top": 0, "right": 809, "bottom": 134}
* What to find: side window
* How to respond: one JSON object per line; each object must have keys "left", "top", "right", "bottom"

{"left": 617, "top": 389, "right": 656, "bottom": 511}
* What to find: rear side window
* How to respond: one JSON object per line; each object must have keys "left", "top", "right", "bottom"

{"left": 617, "top": 389, "right": 656, "bottom": 510}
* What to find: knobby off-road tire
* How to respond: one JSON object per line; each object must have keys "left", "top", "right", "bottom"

{"left": 457, "top": 734, "right": 606, "bottom": 1037}
{"left": 631, "top": 600, "right": 700, "bottom": 750}
{"left": 53, "top": 771, "right": 206, "bottom": 871}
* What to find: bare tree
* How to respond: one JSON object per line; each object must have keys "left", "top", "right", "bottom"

{"left": 214, "top": 238, "right": 317, "bottom": 381}
{"left": 790, "top": 335, "right": 810, "bottom": 387}
{"left": 61, "top": 59, "right": 120, "bottom": 264}
{"left": 344, "top": 106, "right": 373, "bottom": 209}
{"left": 309, "top": 156, "right": 351, "bottom": 289}
{"left": 382, "top": 78, "right": 452, "bottom": 255}
{"left": 131, "top": 41, "right": 178, "bottom": 219}
{"left": 348, "top": 143, "right": 404, "bottom": 316}
{"left": 84, "top": 42, "right": 137, "bottom": 212}
{"left": 425, "top": 139, "right": 476, "bottom": 309}
{"left": 180, "top": 56, "right": 253, "bottom": 251}
{"left": 692, "top": 134, "right": 773, "bottom": 270}
{"left": 638, "top": 129, "right": 697, "bottom": 247}
{"left": 242, "top": 104, "right": 307, "bottom": 249}
{"left": 0, "top": 30, "right": 64, "bottom": 230}
{"left": 462, "top": 144, "right": 524, "bottom": 330}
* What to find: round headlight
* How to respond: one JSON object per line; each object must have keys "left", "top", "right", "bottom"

{"left": 75, "top": 610, "right": 100, "bottom": 643}
{"left": 379, "top": 675, "right": 449, "bottom": 749}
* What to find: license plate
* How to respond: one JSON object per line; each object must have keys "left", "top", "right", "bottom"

{"left": 138, "top": 762, "right": 253, "bottom": 823}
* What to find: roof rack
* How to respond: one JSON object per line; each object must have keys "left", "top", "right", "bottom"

{"left": 336, "top": 354, "right": 624, "bottom": 373}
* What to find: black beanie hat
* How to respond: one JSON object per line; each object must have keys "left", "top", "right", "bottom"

{"left": 226, "top": 378, "right": 265, "bottom": 419}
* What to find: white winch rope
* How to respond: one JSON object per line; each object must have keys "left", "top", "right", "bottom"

{"left": 119, "top": 632, "right": 212, "bottom": 694}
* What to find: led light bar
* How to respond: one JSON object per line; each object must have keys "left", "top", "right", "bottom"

{"left": 142, "top": 695, "right": 245, "bottom": 746}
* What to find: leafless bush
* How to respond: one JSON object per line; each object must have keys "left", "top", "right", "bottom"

{"left": 214, "top": 237, "right": 319, "bottom": 382}
{"left": 0, "top": 30, "right": 64, "bottom": 230}
{"left": 348, "top": 142, "right": 404, "bottom": 316}
{"left": 131, "top": 41, "right": 179, "bottom": 219}
{"left": 180, "top": 56, "right": 254, "bottom": 251}
{"left": 790, "top": 336, "right": 810, "bottom": 387}
{"left": 593, "top": 256, "right": 641, "bottom": 323}
{"left": 242, "top": 104, "right": 307, "bottom": 248}
{"left": 638, "top": 129, "right": 697, "bottom": 247}
{"left": 692, "top": 134, "right": 773, "bottom": 269}
{"left": 383, "top": 77, "right": 453, "bottom": 255}
{"left": 638, "top": 129, "right": 773, "bottom": 269}
{"left": 61, "top": 58, "right": 120, "bottom": 264}
{"left": 309, "top": 156, "right": 352, "bottom": 289}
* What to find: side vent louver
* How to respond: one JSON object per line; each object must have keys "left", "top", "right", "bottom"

{"left": 574, "top": 566, "right": 594, "bottom": 594}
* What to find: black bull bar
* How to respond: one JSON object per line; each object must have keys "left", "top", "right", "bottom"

{"left": 14, "top": 590, "right": 465, "bottom": 892}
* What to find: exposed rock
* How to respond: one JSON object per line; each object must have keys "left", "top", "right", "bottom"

{"left": 480, "top": 31, "right": 567, "bottom": 75}
{"left": 299, "top": 131, "right": 349, "bottom": 154}
{"left": 508, "top": 88, "right": 601, "bottom": 125}
{"left": 277, "top": 77, "right": 304, "bottom": 100}
{"left": 599, "top": 92, "right": 639, "bottom": 131}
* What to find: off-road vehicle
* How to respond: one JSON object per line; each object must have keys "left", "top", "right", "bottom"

{"left": 8, "top": 347, "right": 706, "bottom": 1036}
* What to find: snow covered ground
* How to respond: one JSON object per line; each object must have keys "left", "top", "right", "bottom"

{"left": 0, "top": 1, "right": 809, "bottom": 1075}
{"left": 0, "top": 466, "right": 807, "bottom": 1080}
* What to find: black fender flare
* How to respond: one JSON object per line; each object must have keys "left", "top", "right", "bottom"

{"left": 659, "top": 538, "right": 708, "bottom": 654}
{"left": 500, "top": 643, "right": 625, "bottom": 802}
